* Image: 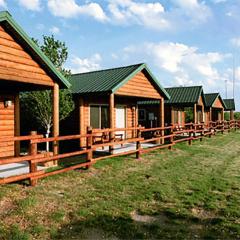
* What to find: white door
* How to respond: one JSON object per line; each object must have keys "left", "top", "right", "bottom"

{"left": 116, "top": 107, "right": 126, "bottom": 138}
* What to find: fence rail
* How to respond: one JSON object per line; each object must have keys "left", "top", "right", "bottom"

{"left": 0, "top": 120, "right": 240, "bottom": 186}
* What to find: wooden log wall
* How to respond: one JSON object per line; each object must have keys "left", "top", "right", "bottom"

{"left": 0, "top": 94, "right": 15, "bottom": 158}
{"left": 115, "top": 71, "right": 161, "bottom": 99}
{"left": 0, "top": 25, "right": 54, "bottom": 87}
{"left": 77, "top": 96, "right": 138, "bottom": 142}
{"left": 213, "top": 97, "right": 224, "bottom": 108}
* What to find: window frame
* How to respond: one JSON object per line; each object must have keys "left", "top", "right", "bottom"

{"left": 89, "top": 104, "right": 109, "bottom": 129}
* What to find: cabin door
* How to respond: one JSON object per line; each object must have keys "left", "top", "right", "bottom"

{"left": 116, "top": 106, "right": 126, "bottom": 138}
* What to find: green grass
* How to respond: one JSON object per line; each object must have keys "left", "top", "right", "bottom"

{"left": 1, "top": 132, "right": 240, "bottom": 239}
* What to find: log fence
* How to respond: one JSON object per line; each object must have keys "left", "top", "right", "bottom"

{"left": 0, "top": 120, "right": 239, "bottom": 186}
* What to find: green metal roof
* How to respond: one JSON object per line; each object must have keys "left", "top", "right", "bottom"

{"left": 138, "top": 86, "right": 205, "bottom": 106}
{"left": 165, "top": 86, "right": 205, "bottom": 105}
{"left": 69, "top": 63, "right": 170, "bottom": 99}
{"left": 0, "top": 11, "right": 70, "bottom": 88}
{"left": 223, "top": 98, "right": 235, "bottom": 111}
{"left": 204, "top": 93, "right": 227, "bottom": 109}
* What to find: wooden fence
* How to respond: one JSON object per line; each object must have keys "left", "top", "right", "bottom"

{"left": 0, "top": 120, "right": 239, "bottom": 186}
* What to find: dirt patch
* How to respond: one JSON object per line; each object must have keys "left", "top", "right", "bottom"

{"left": 0, "top": 197, "right": 14, "bottom": 215}
{"left": 130, "top": 210, "right": 168, "bottom": 225}
{"left": 191, "top": 207, "right": 216, "bottom": 220}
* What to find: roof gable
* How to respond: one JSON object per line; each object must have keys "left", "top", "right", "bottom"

{"left": 70, "top": 63, "right": 170, "bottom": 99}
{"left": 223, "top": 99, "right": 235, "bottom": 111}
{"left": 115, "top": 70, "right": 162, "bottom": 99}
{"left": 204, "top": 93, "right": 226, "bottom": 109}
{"left": 0, "top": 11, "right": 70, "bottom": 88}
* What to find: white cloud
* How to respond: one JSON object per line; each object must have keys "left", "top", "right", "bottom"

{"left": 18, "top": 0, "right": 41, "bottom": 11}
{"left": 124, "top": 41, "right": 227, "bottom": 87}
{"left": 0, "top": 0, "right": 6, "bottom": 8}
{"left": 145, "top": 42, "right": 197, "bottom": 73}
{"left": 108, "top": 0, "right": 170, "bottom": 30}
{"left": 49, "top": 26, "right": 60, "bottom": 34}
{"left": 230, "top": 37, "right": 240, "bottom": 47}
{"left": 45, "top": 0, "right": 211, "bottom": 31}
{"left": 70, "top": 53, "right": 102, "bottom": 73}
{"left": 171, "top": 0, "right": 212, "bottom": 24}
{"left": 47, "top": 0, "right": 108, "bottom": 22}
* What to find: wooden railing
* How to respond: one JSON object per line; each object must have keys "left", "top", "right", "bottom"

{"left": 0, "top": 120, "right": 239, "bottom": 186}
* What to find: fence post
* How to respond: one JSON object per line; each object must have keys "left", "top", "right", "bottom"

{"left": 29, "top": 131, "right": 38, "bottom": 186}
{"left": 200, "top": 123, "right": 203, "bottom": 142}
{"left": 208, "top": 122, "right": 212, "bottom": 138}
{"left": 86, "top": 126, "right": 93, "bottom": 167}
{"left": 109, "top": 129, "right": 114, "bottom": 155}
{"left": 136, "top": 125, "right": 141, "bottom": 159}
{"left": 168, "top": 125, "right": 174, "bottom": 150}
{"left": 188, "top": 123, "right": 192, "bottom": 145}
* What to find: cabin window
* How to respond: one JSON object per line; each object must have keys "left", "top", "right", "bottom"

{"left": 90, "top": 105, "right": 109, "bottom": 129}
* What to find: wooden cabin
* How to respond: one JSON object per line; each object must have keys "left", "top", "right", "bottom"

{"left": 204, "top": 93, "right": 226, "bottom": 125}
{"left": 223, "top": 99, "right": 235, "bottom": 120}
{"left": 0, "top": 11, "right": 70, "bottom": 158}
{"left": 138, "top": 86, "right": 206, "bottom": 127}
{"left": 67, "top": 63, "right": 170, "bottom": 146}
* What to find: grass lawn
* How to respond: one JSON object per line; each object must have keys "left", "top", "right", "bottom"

{"left": 0, "top": 132, "right": 240, "bottom": 239}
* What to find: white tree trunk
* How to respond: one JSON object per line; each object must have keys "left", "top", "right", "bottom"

{"left": 45, "top": 125, "right": 51, "bottom": 152}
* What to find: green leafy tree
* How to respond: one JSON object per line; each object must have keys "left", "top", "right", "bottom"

{"left": 185, "top": 107, "right": 194, "bottom": 123}
{"left": 21, "top": 35, "right": 74, "bottom": 151}
{"left": 234, "top": 112, "right": 240, "bottom": 120}
{"left": 224, "top": 112, "right": 230, "bottom": 121}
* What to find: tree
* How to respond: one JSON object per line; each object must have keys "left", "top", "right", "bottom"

{"left": 234, "top": 112, "right": 240, "bottom": 120}
{"left": 185, "top": 107, "right": 193, "bottom": 123}
{"left": 21, "top": 35, "right": 74, "bottom": 151}
{"left": 224, "top": 112, "right": 230, "bottom": 121}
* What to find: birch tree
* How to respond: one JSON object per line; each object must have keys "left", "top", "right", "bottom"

{"left": 21, "top": 35, "right": 74, "bottom": 151}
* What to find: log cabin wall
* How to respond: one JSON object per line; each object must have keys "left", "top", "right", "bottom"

{"left": 0, "top": 94, "right": 15, "bottom": 158}
{"left": 164, "top": 106, "right": 185, "bottom": 126}
{"left": 115, "top": 71, "right": 161, "bottom": 99}
{"left": 198, "top": 95, "right": 204, "bottom": 106}
{"left": 0, "top": 24, "right": 54, "bottom": 87}
{"left": 204, "top": 111, "right": 210, "bottom": 126}
{"left": 172, "top": 108, "right": 185, "bottom": 126}
{"left": 213, "top": 97, "right": 224, "bottom": 108}
{"left": 75, "top": 95, "right": 139, "bottom": 146}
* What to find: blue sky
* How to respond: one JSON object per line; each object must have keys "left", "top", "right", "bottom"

{"left": 1, "top": 0, "right": 240, "bottom": 109}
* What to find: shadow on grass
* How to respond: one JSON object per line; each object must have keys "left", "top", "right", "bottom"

{"left": 53, "top": 211, "right": 237, "bottom": 240}
{"left": 57, "top": 151, "right": 111, "bottom": 168}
